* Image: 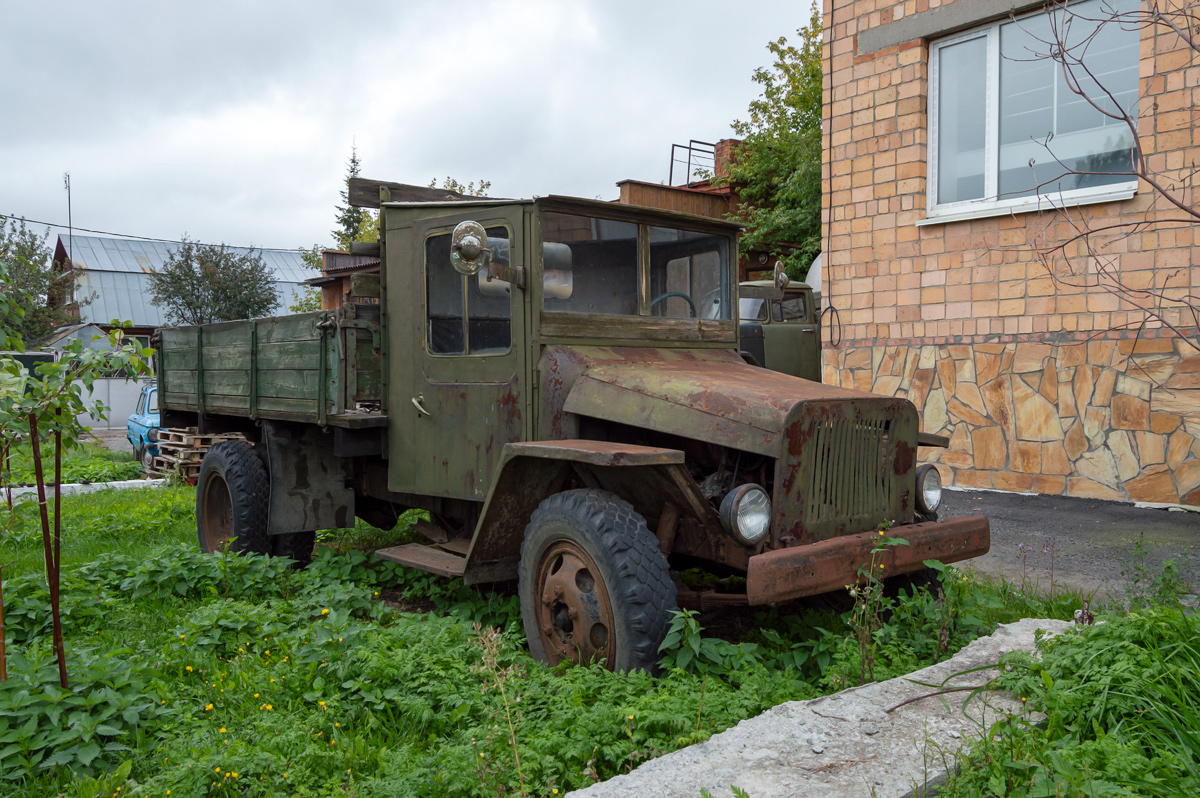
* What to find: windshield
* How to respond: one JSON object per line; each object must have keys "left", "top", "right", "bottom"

{"left": 541, "top": 211, "right": 731, "bottom": 321}
{"left": 739, "top": 297, "right": 766, "bottom": 321}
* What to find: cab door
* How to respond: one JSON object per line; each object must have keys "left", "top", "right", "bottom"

{"left": 388, "top": 207, "right": 528, "bottom": 500}
{"left": 763, "top": 286, "right": 821, "bottom": 382}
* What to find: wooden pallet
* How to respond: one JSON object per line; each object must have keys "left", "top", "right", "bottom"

{"left": 146, "top": 429, "right": 245, "bottom": 477}
{"left": 152, "top": 455, "right": 201, "bottom": 479}
{"left": 156, "top": 427, "right": 242, "bottom": 448}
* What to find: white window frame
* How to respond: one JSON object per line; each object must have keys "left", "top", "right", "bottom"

{"left": 921, "top": 9, "right": 1138, "bottom": 226}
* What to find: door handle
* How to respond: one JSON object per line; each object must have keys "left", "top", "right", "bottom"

{"left": 411, "top": 394, "right": 432, "bottom": 417}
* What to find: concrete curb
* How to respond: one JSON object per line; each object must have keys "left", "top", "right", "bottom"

{"left": 568, "top": 618, "right": 1072, "bottom": 798}
{"left": 3, "top": 478, "right": 166, "bottom": 501}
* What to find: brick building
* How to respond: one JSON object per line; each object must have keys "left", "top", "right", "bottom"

{"left": 821, "top": 0, "right": 1200, "bottom": 505}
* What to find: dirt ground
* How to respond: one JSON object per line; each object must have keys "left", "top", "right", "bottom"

{"left": 941, "top": 487, "right": 1200, "bottom": 602}
{"left": 86, "top": 427, "right": 132, "bottom": 455}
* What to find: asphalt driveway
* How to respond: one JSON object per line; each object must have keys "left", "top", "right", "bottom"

{"left": 941, "top": 488, "right": 1200, "bottom": 601}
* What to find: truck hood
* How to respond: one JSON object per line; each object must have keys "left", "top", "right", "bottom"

{"left": 556, "top": 346, "right": 883, "bottom": 455}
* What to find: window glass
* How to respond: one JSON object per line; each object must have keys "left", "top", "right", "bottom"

{"left": 136, "top": 393, "right": 145, "bottom": 415}
{"left": 648, "top": 226, "right": 730, "bottom": 320}
{"left": 772, "top": 295, "right": 808, "bottom": 323}
{"left": 148, "top": 389, "right": 158, "bottom": 413}
{"left": 542, "top": 213, "right": 638, "bottom": 315}
{"left": 937, "top": 37, "right": 987, "bottom": 203}
{"left": 998, "top": 0, "right": 1138, "bottom": 198}
{"left": 425, "top": 226, "right": 512, "bottom": 355}
{"left": 739, "top": 297, "right": 767, "bottom": 322}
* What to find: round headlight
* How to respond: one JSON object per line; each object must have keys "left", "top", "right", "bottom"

{"left": 719, "top": 484, "right": 772, "bottom": 546}
{"left": 916, "top": 464, "right": 942, "bottom": 515}
{"left": 148, "top": 428, "right": 159, "bottom": 442}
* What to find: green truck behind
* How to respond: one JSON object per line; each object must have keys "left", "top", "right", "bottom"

{"left": 155, "top": 181, "right": 989, "bottom": 671}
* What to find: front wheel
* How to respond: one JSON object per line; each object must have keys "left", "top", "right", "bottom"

{"left": 518, "top": 489, "right": 677, "bottom": 673}
{"left": 196, "top": 441, "right": 271, "bottom": 556}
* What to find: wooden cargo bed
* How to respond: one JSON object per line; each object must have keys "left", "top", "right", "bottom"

{"left": 156, "top": 305, "right": 384, "bottom": 427}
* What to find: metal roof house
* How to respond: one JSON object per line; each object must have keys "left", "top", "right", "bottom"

{"left": 52, "top": 234, "right": 312, "bottom": 335}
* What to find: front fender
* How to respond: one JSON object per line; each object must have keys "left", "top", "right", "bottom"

{"left": 464, "top": 440, "right": 722, "bottom": 585}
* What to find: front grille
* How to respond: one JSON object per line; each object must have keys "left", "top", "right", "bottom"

{"left": 802, "top": 416, "right": 894, "bottom": 529}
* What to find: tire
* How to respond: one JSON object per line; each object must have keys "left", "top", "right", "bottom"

{"left": 518, "top": 489, "right": 677, "bottom": 673}
{"left": 272, "top": 531, "right": 315, "bottom": 565}
{"left": 140, "top": 445, "right": 155, "bottom": 471}
{"left": 196, "top": 441, "right": 271, "bottom": 556}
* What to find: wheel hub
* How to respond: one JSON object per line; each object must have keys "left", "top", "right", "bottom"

{"left": 535, "top": 540, "right": 615, "bottom": 667}
{"left": 199, "top": 474, "right": 234, "bottom": 552}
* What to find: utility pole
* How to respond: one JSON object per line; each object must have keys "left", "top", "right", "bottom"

{"left": 63, "top": 173, "right": 73, "bottom": 307}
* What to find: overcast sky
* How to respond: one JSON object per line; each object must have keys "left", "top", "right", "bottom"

{"left": 1, "top": 1, "right": 809, "bottom": 252}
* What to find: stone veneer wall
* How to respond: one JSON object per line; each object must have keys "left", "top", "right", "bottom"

{"left": 823, "top": 332, "right": 1200, "bottom": 504}
{"left": 821, "top": 0, "right": 1199, "bottom": 505}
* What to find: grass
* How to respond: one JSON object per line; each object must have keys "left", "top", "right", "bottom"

{"left": 1, "top": 440, "right": 144, "bottom": 488}
{"left": 0, "top": 484, "right": 196, "bottom": 579}
{"left": 0, "top": 487, "right": 1130, "bottom": 797}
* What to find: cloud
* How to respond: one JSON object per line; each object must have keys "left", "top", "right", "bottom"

{"left": 0, "top": 0, "right": 812, "bottom": 248}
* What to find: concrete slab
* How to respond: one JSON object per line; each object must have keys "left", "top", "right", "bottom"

{"left": 4, "top": 478, "right": 166, "bottom": 501}
{"left": 568, "top": 618, "right": 1071, "bottom": 798}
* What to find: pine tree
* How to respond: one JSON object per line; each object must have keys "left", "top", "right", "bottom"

{"left": 331, "top": 147, "right": 366, "bottom": 251}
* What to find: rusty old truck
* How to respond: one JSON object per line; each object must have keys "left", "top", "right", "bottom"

{"left": 155, "top": 182, "right": 990, "bottom": 672}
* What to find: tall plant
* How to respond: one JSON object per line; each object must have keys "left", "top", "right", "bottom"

{"left": 0, "top": 326, "right": 150, "bottom": 686}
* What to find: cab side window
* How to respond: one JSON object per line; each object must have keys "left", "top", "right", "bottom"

{"left": 772, "top": 295, "right": 808, "bottom": 323}
{"left": 136, "top": 394, "right": 146, "bottom": 415}
{"left": 148, "top": 389, "right": 158, "bottom": 413}
{"left": 425, "top": 227, "right": 512, "bottom": 355}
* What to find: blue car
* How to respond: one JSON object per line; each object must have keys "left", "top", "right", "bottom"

{"left": 127, "top": 383, "right": 160, "bottom": 470}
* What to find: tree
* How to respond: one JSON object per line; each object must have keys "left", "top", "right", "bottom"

{"left": 147, "top": 237, "right": 279, "bottom": 326}
{"left": 332, "top": 148, "right": 367, "bottom": 251}
{"left": 0, "top": 275, "right": 151, "bottom": 684}
{"left": 1017, "top": 0, "right": 1198, "bottom": 355}
{"left": 719, "top": 4, "right": 823, "bottom": 279}
{"left": 428, "top": 177, "right": 492, "bottom": 197}
{"left": 0, "top": 217, "right": 79, "bottom": 345}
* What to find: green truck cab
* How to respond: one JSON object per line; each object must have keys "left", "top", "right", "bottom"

{"left": 156, "top": 187, "right": 989, "bottom": 672}
{"left": 738, "top": 280, "right": 821, "bottom": 382}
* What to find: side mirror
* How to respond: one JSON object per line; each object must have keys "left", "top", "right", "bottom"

{"left": 450, "top": 220, "right": 492, "bottom": 276}
{"left": 773, "top": 260, "right": 790, "bottom": 290}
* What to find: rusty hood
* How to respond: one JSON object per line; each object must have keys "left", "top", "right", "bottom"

{"left": 557, "top": 346, "right": 887, "bottom": 455}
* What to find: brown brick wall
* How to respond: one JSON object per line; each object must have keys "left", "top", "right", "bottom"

{"left": 822, "top": 0, "right": 1200, "bottom": 504}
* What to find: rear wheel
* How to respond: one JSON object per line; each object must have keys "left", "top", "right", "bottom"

{"left": 518, "top": 489, "right": 676, "bottom": 672}
{"left": 140, "top": 445, "right": 155, "bottom": 471}
{"left": 196, "top": 441, "right": 270, "bottom": 555}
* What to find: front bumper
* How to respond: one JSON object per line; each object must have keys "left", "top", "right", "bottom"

{"left": 745, "top": 514, "right": 990, "bottom": 605}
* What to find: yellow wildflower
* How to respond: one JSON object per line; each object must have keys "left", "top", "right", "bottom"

{"left": 321, "top": 608, "right": 330, "bottom": 615}
{"left": 185, "top": 666, "right": 193, "bottom": 672}
{"left": 204, "top": 704, "right": 213, "bottom": 711}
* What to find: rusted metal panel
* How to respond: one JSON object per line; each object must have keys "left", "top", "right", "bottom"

{"left": 464, "top": 443, "right": 720, "bottom": 584}
{"left": 745, "top": 514, "right": 991, "bottom": 605}
{"left": 775, "top": 398, "right": 920, "bottom": 546}
{"left": 465, "top": 454, "right": 568, "bottom": 584}
{"left": 550, "top": 345, "right": 874, "bottom": 456}
{"left": 374, "top": 543, "right": 466, "bottom": 577}
{"left": 506, "top": 439, "right": 684, "bottom": 467}
{"left": 917, "top": 431, "right": 950, "bottom": 447}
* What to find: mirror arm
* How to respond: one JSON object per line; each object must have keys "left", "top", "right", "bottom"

{"left": 488, "top": 262, "right": 525, "bottom": 290}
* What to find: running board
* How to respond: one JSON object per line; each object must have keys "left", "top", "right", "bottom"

{"left": 373, "top": 543, "right": 466, "bottom": 577}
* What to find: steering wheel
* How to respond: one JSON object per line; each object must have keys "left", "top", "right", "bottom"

{"left": 649, "top": 292, "right": 697, "bottom": 318}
